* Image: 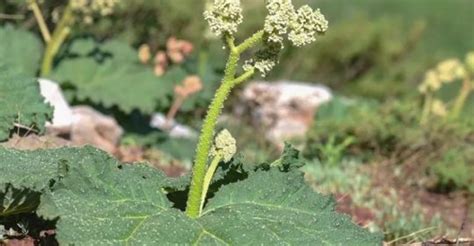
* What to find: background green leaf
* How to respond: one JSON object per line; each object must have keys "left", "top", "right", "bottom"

{"left": 51, "top": 39, "right": 202, "bottom": 114}
{"left": 0, "top": 25, "right": 43, "bottom": 76}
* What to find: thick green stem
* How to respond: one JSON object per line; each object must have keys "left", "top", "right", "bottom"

{"left": 450, "top": 78, "right": 472, "bottom": 120}
{"left": 185, "top": 32, "right": 264, "bottom": 218}
{"left": 185, "top": 37, "right": 239, "bottom": 219}
{"left": 199, "top": 154, "right": 223, "bottom": 214}
{"left": 40, "top": 4, "right": 74, "bottom": 76}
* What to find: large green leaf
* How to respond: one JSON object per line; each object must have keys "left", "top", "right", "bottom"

{"left": 0, "top": 147, "right": 98, "bottom": 216}
{"left": 0, "top": 25, "right": 43, "bottom": 76}
{"left": 28, "top": 146, "right": 381, "bottom": 245}
{"left": 51, "top": 39, "right": 186, "bottom": 114}
{"left": 0, "top": 65, "right": 53, "bottom": 141}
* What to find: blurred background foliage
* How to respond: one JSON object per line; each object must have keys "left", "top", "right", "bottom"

{"left": 2, "top": 0, "right": 473, "bottom": 100}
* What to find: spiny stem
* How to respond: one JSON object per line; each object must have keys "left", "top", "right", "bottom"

{"left": 232, "top": 69, "right": 255, "bottom": 85}
{"left": 185, "top": 31, "right": 262, "bottom": 218}
{"left": 29, "top": 0, "right": 51, "bottom": 42}
{"left": 185, "top": 35, "right": 239, "bottom": 218}
{"left": 199, "top": 154, "right": 223, "bottom": 214}
{"left": 236, "top": 30, "right": 264, "bottom": 53}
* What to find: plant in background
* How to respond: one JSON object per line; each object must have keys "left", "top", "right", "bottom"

{"left": 419, "top": 52, "right": 474, "bottom": 123}
{"left": 138, "top": 37, "right": 194, "bottom": 76}
{"left": 430, "top": 147, "right": 474, "bottom": 193}
{"left": 314, "top": 135, "right": 355, "bottom": 167}
{"left": 25, "top": 0, "right": 120, "bottom": 76}
{"left": 185, "top": 0, "right": 329, "bottom": 218}
{"left": 165, "top": 75, "right": 203, "bottom": 127}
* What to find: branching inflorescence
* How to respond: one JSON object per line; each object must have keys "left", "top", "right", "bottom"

{"left": 185, "top": 0, "right": 328, "bottom": 218}
{"left": 419, "top": 52, "right": 474, "bottom": 123}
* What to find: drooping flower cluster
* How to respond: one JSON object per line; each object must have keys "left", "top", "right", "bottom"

{"left": 204, "top": 0, "right": 243, "bottom": 36}
{"left": 70, "top": 0, "right": 119, "bottom": 24}
{"left": 209, "top": 129, "right": 236, "bottom": 162}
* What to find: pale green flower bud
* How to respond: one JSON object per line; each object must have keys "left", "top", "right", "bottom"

{"left": 204, "top": 0, "right": 243, "bottom": 36}
{"left": 288, "top": 5, "right": 328, "bottom": 47}
{"left": 210, "top": 129, "right": 237, "bottom": 162}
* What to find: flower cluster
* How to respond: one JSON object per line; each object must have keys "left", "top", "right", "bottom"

{"left": 264, "top": 0, "right": 328, "bottom": 47}
{"left": 419, "top": 52, "right": 473, "bottom": 122}
{"left": 138, "top": 37, "right": 194, "bottom": 76}
{"left": 210, "top": 129, "right": 236, "bottom": 162}
{"left": 243, "top": 41, "right": 282, "bottom": 77}
{"left": 418, "top": 58, "right": 467, "bottom": 94}
{"left": 263, "top": 0, "right": 295, "bottom": 44}
{"left": 431, "top": 99, "right": 447, "bottom": 117}
{"left": 288, "top": 6, "right": 328, "bottom": 47}
{"left": 174, "top": 76, "right": 203, "bottom": 98}
{"left": 204, "top": 0, "right": 243, "bottom": 36}
{"left": 246, "top": 0, "right": 328, "bottom": 77}
{"left": 70, "top": 0, "right": 119, "bottom": 24}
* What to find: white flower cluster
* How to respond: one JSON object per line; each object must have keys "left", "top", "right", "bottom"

{"left": 288, "top": 6, "right": 328, "bottom": 47}
{"left": 204, "top": 0, "right": 243, "bottom": 36}
{"left": 71, "top": 0, "right": 119, "bottom": 23}
{"left": 246, "top": 0, "right": 327, "bottom": 77}
{"left": 264, "top": 0, "right": 295, "bottom": 44}
{"left": 264, "top": 0, "right": 327, "bottom": 47}
{"left": 210, "top": 129, "right": 237, "bottom": 162}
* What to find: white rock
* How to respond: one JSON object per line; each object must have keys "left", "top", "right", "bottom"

{"left": 71, "top": 106, "right": 124, "bottom": 153}
{"left": 38, "top": 78, "right": 74, "bottom": 129}
{"left": 38, "top": 79, "right": 123, "bottom": 153}
{"left": 150, "top": 113, "right": 197, "bottom": 139}
{"left": 238, "top": 80, "right": 332, "bottom": 148}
